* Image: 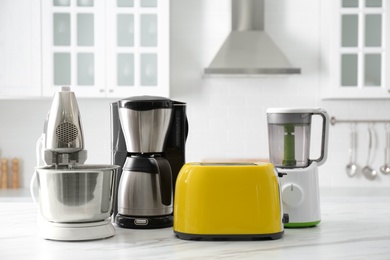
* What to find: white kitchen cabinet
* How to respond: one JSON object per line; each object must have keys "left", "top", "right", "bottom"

{"left": 321, "top": 0, "right": 390, "bottom": 99}
{"left": 0, "top": 0, "right": 41, "bottom": 97}
{"left": 41, "top": 0, "right": 106, "bottom": 97}
{"left": 105, "top": 0, "right": 169, "bottom": 98}
{"left": 42, "top": 0, "right": 169, "bottom": 98}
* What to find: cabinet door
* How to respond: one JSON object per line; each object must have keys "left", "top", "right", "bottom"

{"left": 41, "top": 0, "right": 106, "bottom": 97}
{"left": 321, "top": 0, "right": 390, "bottom": 99}
{"left": 105, "top": 0, "right": 169, "bottom": 98}
{"left": 0, "top": 0, "right": 41, "bottom": 97}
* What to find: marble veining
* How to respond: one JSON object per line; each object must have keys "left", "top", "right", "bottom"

{"left": 0, "top": 188, "right": 390, "bottom": 259}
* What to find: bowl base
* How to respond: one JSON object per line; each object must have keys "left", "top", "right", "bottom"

{"left": 38, "top": 215, "right": 115, "bottom": 241}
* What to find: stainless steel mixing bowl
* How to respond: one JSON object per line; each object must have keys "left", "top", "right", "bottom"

{"left": 35, "top": 164, "right": 119, "bottom": 223}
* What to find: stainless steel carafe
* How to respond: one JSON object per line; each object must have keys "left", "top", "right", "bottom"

{"left": 111, "top": 96, "right": 188, "bottom": 229}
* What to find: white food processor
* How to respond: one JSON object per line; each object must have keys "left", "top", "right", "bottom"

{"left": 267, "top": 108, "right": 329, "bottom": 228}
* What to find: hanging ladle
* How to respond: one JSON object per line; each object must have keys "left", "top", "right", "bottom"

{"left": 362, "top": 124, "right": 377, "bottom": 180}
{"left": 380, "top": 123, "right": 390, "bottom": 175}
{"left": 346, "top": 123, "right": 359, "bottom": 177}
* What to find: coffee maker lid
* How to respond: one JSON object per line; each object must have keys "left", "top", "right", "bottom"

{"left": 118, "top": 96, "right": 173, "bottom": 111}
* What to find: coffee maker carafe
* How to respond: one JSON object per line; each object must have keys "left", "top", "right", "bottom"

{"left": 267, "top": 108, "right": 329, "bottom": 228}
{"left": 110, "top": 96, "right": 188, "bottom": 229}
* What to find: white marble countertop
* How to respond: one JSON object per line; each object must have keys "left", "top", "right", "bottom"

{"left": 1, "top": 188, "right": 390, "bottom": 259}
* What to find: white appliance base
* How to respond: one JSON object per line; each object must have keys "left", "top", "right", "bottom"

{"left": 38, "top": 216, "right": 115, "bottom": 241}
{"left": 278, "top": 162, "right": 321, "bottom": 226}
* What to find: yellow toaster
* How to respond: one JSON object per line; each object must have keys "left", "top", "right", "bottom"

{"left": 173, "top": 162, "right": 288, "bottom": 240}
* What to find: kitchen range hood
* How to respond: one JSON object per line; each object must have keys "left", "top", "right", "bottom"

{"left": 204, "top": 0, "right": 301, "bottom": 75}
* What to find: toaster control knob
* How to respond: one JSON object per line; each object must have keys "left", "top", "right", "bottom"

{"left": 282, "top": 183, "right": 303, "bottom": 208}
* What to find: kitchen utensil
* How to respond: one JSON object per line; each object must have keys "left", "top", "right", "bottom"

{"left": 33, "top": 86, "right": 118, "bottom": 241}
{"left": 267, "top": 108, "right": 329, "bottom": 228}
{"left": 346, "top": 124, "right": 359, "bottom": 177}
{"left": 11, "top": 158, "right": 19, "bottom": 189}
{"left": 380, "top": 123, "right": 390, "bottom": 175}
{"left": 362, "top": 124, "right": 377, "bottom": 180}
{"left": 111, "top": 96, "right": 189, "bottom": 229}
{"left": 33, "top": 164, "right": 119, "bottom": 222}
{"left": 1, "top": 158, "right": 8, "bottom": 189}
{"left": 174, "top": 162, "right": 288, "bottom": 240}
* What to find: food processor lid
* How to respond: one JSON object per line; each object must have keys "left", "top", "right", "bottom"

{"left": 266, "top": 108, "right": 325, "bottom": 124}
{"left": 267, "top": 113, "right": 312, "bottom": 125}
{"left": 266, "top": 107, "right": 324, "bottom": 114}
{"left": 118, "top": 96, "right": 173, "bottom": 111}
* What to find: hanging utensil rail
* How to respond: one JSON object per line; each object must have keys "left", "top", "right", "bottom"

{"left": 330, "top": 117, "right": 390, "bottom": 125}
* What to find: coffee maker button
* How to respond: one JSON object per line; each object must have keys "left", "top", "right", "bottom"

{"left": 134, "top": 219, "right": 149, "bottom": 225}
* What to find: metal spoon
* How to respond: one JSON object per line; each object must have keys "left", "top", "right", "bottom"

{"left": 380, "top": 123, "right": 390, "bottom": 175}
{"left": 346, "top": 123, "right": 359, "bottom": 177}
{"left": 362, "top": 124, "right": 377, "bottom": 180}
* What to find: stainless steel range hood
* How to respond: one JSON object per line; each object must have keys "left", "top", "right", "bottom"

{"left": 204, "top": 0, "right": 301, "bottom": 75}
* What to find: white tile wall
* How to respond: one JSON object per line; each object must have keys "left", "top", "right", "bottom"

{"left": 170, "top": 0, "right": 390, "bottom": 188}
{"left": 1, "top": 0, "right": 390, "bottom": 188}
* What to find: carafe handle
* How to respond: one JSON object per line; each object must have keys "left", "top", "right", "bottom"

{"left": 312, "top": 108, "right": 329, "bottom": 166}
{"left": 153, "top": 157, "right": 172, "bottom": 206}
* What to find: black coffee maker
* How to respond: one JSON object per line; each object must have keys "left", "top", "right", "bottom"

{"left": 110, "top": 96, "right": 188, "bottom": 229}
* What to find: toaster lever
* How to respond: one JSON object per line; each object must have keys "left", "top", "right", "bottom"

{"left": 278, "top": 171, "right": 287, "bottom": 178}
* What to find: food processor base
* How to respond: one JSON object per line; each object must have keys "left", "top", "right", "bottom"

{"left": 279, "top": 162, "right": 321, "bottom": 228}
{"left": 284, "top": 220, "right": 321, "bottom": 228}
{"left": 38, "top": 216, "right": 115, "bottom": 241}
